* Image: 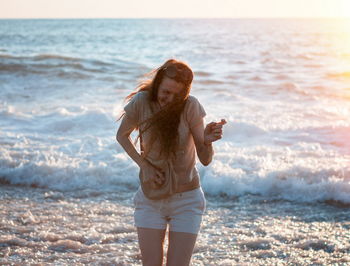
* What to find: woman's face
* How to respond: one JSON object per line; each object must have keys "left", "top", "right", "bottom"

{"left": 157, "top": 76, "right": 184, "bottom": 107}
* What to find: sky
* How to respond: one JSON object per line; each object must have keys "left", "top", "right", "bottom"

{"left": 1, "top": 0, "right": 350, "bottom": 19}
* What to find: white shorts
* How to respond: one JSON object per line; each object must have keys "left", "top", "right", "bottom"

{"left": 133, "top": 187, "right": 206, "bottom": 234}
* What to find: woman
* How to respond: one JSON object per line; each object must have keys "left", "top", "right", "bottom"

{"left": 117, "top": 59, "right": 226, "bottom": 266}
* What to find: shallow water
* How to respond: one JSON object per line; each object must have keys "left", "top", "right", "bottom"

{"left": 1, "top": 185, "right": 349, "bottom": 265}
{"left": 1, "top": 18, "right": 350, "bottom": 264}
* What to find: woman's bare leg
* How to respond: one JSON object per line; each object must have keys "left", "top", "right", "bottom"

{"left": 166, "top": 231, "right": 198, "bottom": 266}
{"left": 137, "top": 227, "right": 167, "bottom": 266}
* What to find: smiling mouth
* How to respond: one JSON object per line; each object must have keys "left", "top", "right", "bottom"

{"left": 159, "top": 100, "right": 168, "bottom": 106}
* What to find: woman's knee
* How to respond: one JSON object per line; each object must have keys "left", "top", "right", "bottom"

{"left": 141, "top": 255, "right": 163, "bottom": 266}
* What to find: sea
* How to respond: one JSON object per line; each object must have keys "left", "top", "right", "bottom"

{"left": 0, "top": 18, "right": 350, "bottom": 265}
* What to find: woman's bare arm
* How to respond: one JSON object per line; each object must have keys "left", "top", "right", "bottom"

{"left": 116, "top": 115, "right": 146, "bottom": 168}
{"left": 191, "top": 118, "right": 226, "bottom": 166}
{"left": 191, "top": 119, "right": 214, "bottom": 166}
{"left": 116, "top": 115, "right": 165, "bottom": 184}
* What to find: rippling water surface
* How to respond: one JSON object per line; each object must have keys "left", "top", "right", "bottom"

{"left": 1, "top": 18, "right": 350, "bottom": 264}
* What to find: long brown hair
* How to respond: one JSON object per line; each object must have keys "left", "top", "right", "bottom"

{"left": 124, "top": 59, "right": 194, "bottom": 158}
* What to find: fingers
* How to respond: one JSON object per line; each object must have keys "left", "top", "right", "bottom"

{"left": 140, "top": 160, "right": 167, "bottom": 187}
{"left": 205, "top": 122, "right": 217, "bottom": 131}
{"left": 142, "top": 168, "right": 164, "bottom": 185}
{"left": 154, "top": 170, "right": 165, "bottom": 185}
{"left": 144, "top": 170, "right": 164, "bottom": 185}
{"left": 218, "top": 119, "right": 227, "bottom": 125}
{"left": 208, "top": 119, "right": 226, "bottom": 129}
{"left": 212, "top": 126, "right": 223, "bottom": 136}
{"left": 214, "top": 119, "right": 226, "bottom": 127}
{"left": 208, "top": 120, "right": 225, "bottom": 142}
{"left": 144, "top": 176, "right": 164, "bottom": 185}
{"left": 213, "top": 134, "right": 222, "bottom": 139}
{"left": 207, "top": 122, "right": 217, "bottom": 127}
{"left": 212, "top": 127, "right": 223, "bottom": 132}
{"left": 142, "top": 175, "right": 151, "bottom": 184}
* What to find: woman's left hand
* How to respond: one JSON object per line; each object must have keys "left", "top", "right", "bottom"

{"left": 204, "top": 119, "right": 226, "bottom": 145}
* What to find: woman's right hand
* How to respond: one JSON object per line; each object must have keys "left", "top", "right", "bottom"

{"left": 140, "top": 160, "right": 165, "bottom": 188}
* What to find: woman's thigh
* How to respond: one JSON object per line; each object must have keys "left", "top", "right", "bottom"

{"left": 167, "top": 231, "right": 198, "bottom": 266}
{"left": 137, "top": 227, "right": 167, "bottom": 266}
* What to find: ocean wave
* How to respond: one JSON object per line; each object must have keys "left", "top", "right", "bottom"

{"left": 194, "top": 71, "right": 212, "bottom": 77}
{"left": 274, "top": 74, "right": 290, "bottom": 80}
{"left": 1, "top": 156, "right": 349, "bottom": 204}
{"left": 196, "top": 79, "right": 225, "bottom": 85}
{"left": 0, "top": 63, "right": 46, "bottom": 74}
{"left": 43, "top": 109, "right": 114, "bottom": 134}
{"left": 295, "top": 53, "right": 314, "bottom": 60}
{"left": 0, "top": 53, "right": 91, "bottom": 63}
{"left": 278, "top": 82, "right": 311, "bottom": 96}
{"left": 0, "top": 142, "right": 138, "bottom": 192}
{"left": 327, "top": 72, "right": 350, "bottom": 79}
{"left": 1, "top": 127, "right": 349, "bottom": 204}
{"left": 249, "top": 75, "right": 264, "bottom": 81}
{"left": 225, "top": 74, "right": 240, "bottom": 80}
{"left": 32, "top": 54, "right": 82, "bottom": 62}
{"left": 201, "top": 161, "right": 350, "bottom": 204}
{"left": 0, "top": 53, "right": 123, "bottom": 79}
{"left": 1, "top": 106, "right": 115, "bottom": 135}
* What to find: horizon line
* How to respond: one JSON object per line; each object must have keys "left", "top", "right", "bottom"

{"left": 1, "top": 16, "right": 350, "bottom": 20}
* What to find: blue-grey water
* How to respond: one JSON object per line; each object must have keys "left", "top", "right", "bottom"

{"left": 0, "top": 19, "right": 350, "bottom": 265}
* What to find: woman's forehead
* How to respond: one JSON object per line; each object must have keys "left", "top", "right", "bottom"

{"left": 159, "top": 76, "right": 183, "bottom": 92}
